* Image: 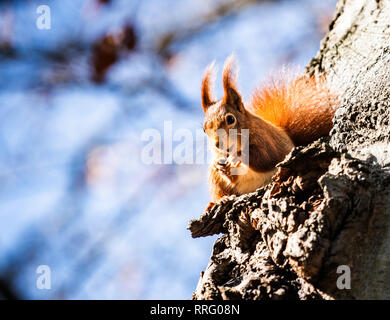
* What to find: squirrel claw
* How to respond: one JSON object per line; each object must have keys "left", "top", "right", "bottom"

{"left": 216, "top": 195, "right": 231, "bottom": 205}
{"left": 232, "top": 160, "right": 241, "bottom": 167}
{"left": 205, "top": 196, "right": 231, "bottom": 213}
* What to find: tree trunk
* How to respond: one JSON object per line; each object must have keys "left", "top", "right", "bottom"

{"left": 189, "top": 0, "right": 390, "bottom": 300}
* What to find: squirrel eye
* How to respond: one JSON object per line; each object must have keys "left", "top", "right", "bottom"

{"left": 226, "top": 114, "right": 236, "bottom": 125}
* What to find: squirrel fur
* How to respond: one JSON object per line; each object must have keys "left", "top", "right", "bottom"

{"left": 201, "top": 56, "right": 337, "bottom": 208}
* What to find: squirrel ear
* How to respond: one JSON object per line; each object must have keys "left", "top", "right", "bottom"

{"left": 201, "top": 61, "right": 216, "bottom": 113}
{"left": 222, "top": 55, "right": 243, "bottom": 110}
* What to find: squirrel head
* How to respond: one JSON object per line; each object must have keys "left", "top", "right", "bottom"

{"left": 201, "top": 56, "right": 250, "bottom": 155}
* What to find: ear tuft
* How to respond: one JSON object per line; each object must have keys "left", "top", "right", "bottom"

{"left": 222, "top": 55, "right": 242, "bottom": 107}
{"left": 201, "top": 61, "right": 216, "bottom": 112}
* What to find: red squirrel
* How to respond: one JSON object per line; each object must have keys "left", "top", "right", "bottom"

{"left": 201, "top": 56, "right": 337, "bottom": 210}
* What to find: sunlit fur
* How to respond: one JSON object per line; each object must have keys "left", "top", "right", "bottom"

{"left": 249, "top": 75, "right": 336, "bottom": 146}
{"left": 201, "top": 56, "right": 337, "bottom": 202}
{"left": 201, "top": 61, "right": 216, "bottom": 112}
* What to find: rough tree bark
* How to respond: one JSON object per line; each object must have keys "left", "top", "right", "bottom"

{"left": 188, "top": 0, "right": 390, "bottom": 300}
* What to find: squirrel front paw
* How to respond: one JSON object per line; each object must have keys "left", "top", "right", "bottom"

{"left": 215, "top": 158, "right": 230, "bottom": 175}
{"left": 215, "top": 156, "right": 241, "bottom": 181}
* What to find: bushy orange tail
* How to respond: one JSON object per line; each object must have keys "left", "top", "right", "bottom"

{"left": 248, "top": 76, "right": 337, "bottom": 146}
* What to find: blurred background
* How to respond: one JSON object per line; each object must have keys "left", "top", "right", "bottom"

{"left": 0, "top": 0, "right": 336, "bottom": 299}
